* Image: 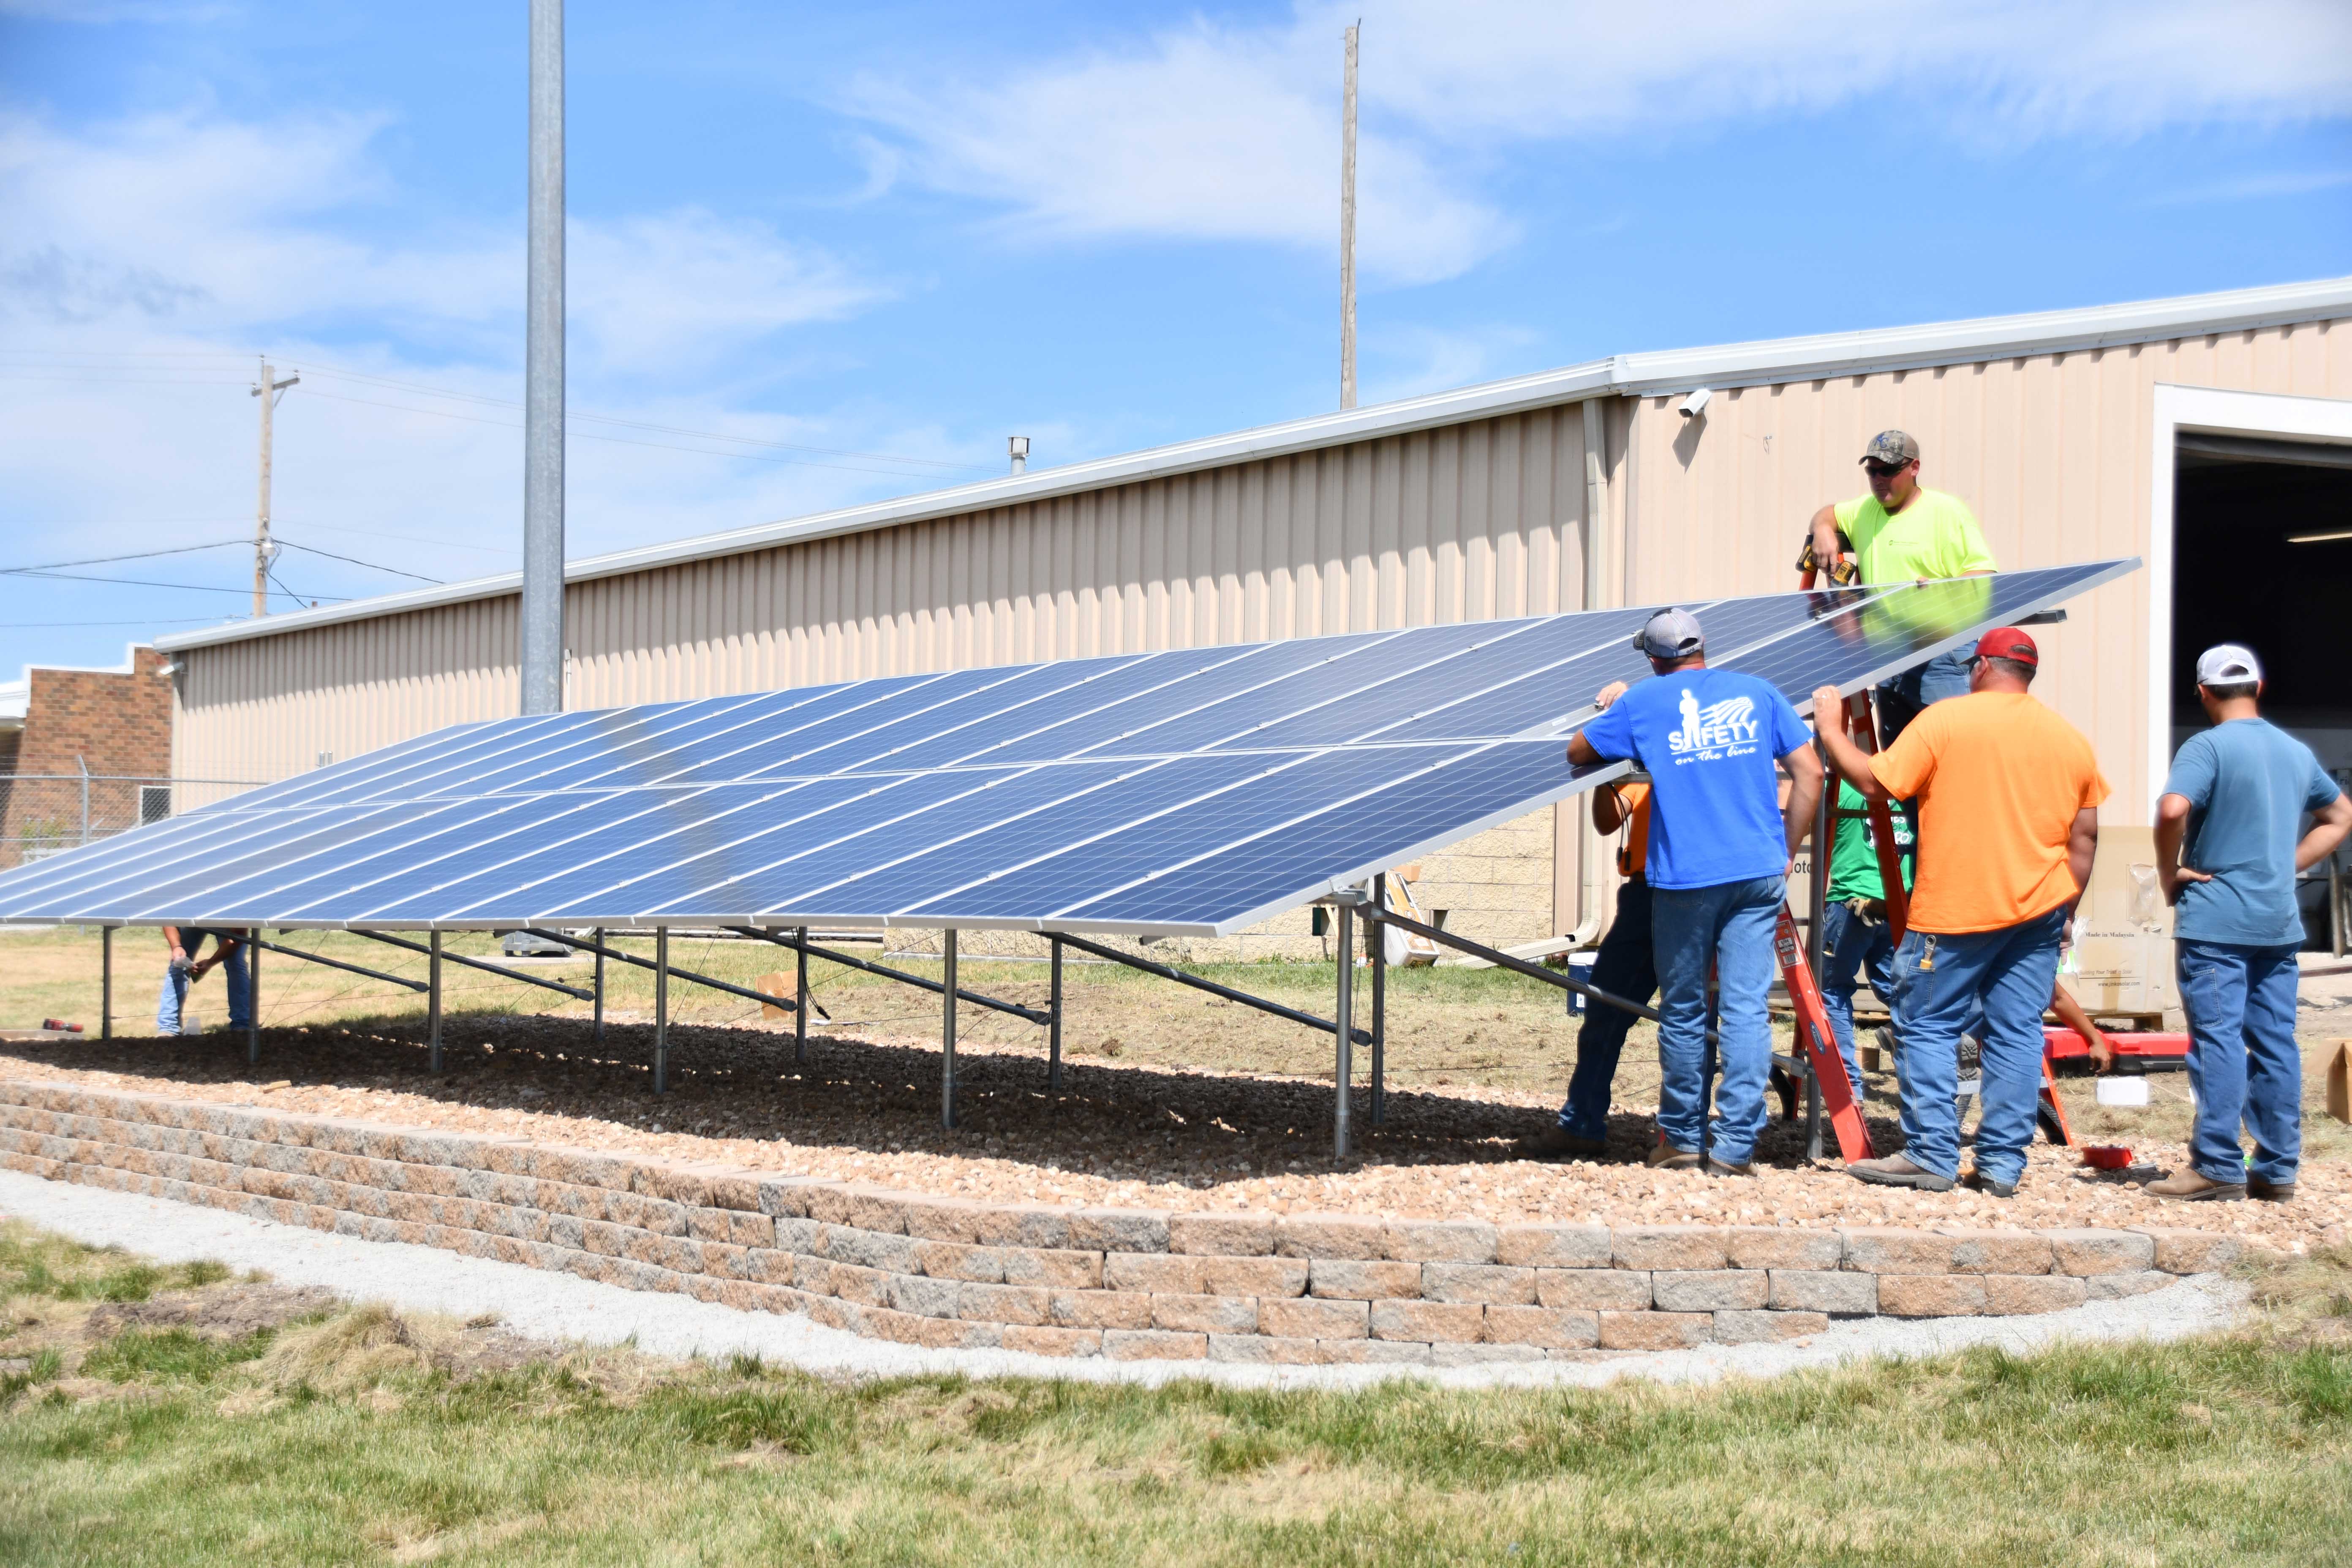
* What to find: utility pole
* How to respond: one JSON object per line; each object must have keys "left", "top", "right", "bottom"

{"left": 1339, "top": 20, "right": 1359, "bottom": 411}
{"left": 520, "top": 0, "right": 566, "bottom": 716}
{"left": 249, "top": 359, "right": 299, "bottom": 615}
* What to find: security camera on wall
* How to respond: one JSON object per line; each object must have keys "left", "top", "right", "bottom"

{"left": 1678, "top": 387, "right": 1712, "bottom": 420}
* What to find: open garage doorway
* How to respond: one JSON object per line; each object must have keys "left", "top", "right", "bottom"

{"left": 2172, "top": 430, "right": 2352, "bottom": 950}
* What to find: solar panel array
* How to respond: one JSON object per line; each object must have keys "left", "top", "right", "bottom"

{"left": 0, "top": 561, "right": 2133, "bottom": 936}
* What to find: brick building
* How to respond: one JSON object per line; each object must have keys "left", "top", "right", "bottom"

{"left": 0, "top": 646, "right": 174, "bottom": 867}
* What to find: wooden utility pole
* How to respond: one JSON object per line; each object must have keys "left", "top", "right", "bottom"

{"left": 1340, "top": 21, "right": 1359, "bottom": 411}
{"left": 250, "top": 359, "right": 299, "bottom": 615}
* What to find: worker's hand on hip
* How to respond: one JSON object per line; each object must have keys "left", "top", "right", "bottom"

{"left": 1811, "top": 686, "right": 1842, "bottom": 727}
{"left": 2158, "top": 866, "right": 2212, "bottom": 904}
{"left": 1593, "top": 680, "right": 1628, "bottom": 710}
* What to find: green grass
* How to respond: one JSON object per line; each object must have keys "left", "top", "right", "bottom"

{"left": 0, "top": 1227, "right": 231, "bottom": 1304}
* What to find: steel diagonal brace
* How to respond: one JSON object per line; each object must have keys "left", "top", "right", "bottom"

{"left": 516, "top": 928, "right": 824, "bottom": 1018}
{"left": 351, "top": 930, "right": 595, "bottom": 1001}
{"left": 725, "top": 926, "right": 1039, "bottom": 1026}
{"left": 1048, "top": 930, "right": 1372, "bottom": 1045}
{"left": 246, "top": 936, "right": 430, "bottom": 994}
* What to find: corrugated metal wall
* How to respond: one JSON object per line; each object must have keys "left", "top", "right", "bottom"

{"left": 173, "top": 315, "right": 2351, "bottom": 939}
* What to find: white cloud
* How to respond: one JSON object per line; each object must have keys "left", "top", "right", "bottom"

{"left": 845, "top": 0, "right": 2352, "bottom": 285}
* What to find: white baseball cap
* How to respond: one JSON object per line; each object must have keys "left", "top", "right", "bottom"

{"left": 2194, "top": 643, "right": 2262, "bottom": 686}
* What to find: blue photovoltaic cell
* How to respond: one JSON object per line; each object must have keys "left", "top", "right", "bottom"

{"left": 0, "top": 561, "right": 2134, "bottom": 934}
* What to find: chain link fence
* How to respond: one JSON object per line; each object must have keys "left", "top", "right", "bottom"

{"left": 0, "top": 773, "right": 263, "bottom": 870}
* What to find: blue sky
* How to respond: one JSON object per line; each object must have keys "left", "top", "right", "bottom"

{"left": 2, "top": 0, "right": 2347, "bottom": 679}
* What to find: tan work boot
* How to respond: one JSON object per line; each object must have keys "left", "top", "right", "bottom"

{"left": 1848, "top": 1154, "right": 1955, "bottom": 1192}
{"left": 1645, "top": 1138, "right": 1700, "bottom": 1170}
{"left": 1513, "top": 1124, "right": 1610, "bottom": 1162}
{"left": 2248, "top": 1177, "right": 2296, "bottom": 1202}
{"left": 2145, "top": 1168, "right": 2246, "bottom": 1203}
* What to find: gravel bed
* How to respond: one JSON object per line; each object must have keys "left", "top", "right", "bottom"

{"left": 3, "top": 1012, "right": 2344, "bottom": 1251}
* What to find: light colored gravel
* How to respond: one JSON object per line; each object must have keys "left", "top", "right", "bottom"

{"left": 0, "top": 1168, "right": 2250, "bottom": 1391}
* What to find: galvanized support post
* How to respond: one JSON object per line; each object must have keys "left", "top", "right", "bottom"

{"left": 246, "top": 928, "right": 260, "bottom": 1067}
{"left": 592, "top": 926, "right": 604, "bottom": 1044}
{"left": 1333, "top": 903, "right": 1354, "bottom": 1162}
{"left": 794, "top": 926, "right": 808, "bottom": 1065}
{"left": 520, "top": 0, "right": 567, "bottom": 716}
{"left": 100, "top": 926, "right": 112, "bottom": 1040}
{"left": 941, "top": 930, "right": 958, "bottom": 1130}
{"left": 428, "top": 930, "right": 444, "bottom": 1074}
{"left": 653, "top": 926, "right": 669, "bottom": 1094}
{"left": 1369, "top": 875, "right": 1387, "bottom": 1126}
{"left": 1048, "top": 934, "right": 1064, "bottom": 1093}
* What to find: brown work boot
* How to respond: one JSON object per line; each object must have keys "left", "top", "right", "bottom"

{"left": 2248, "top": 1176, "right": 2296, "bottom": 1203}
{"left": 1848, "top": 1154, "right": 1955, "bottom": 1192}
{"left": 1513, "top": 1124, "right": 1609, "bottom": 1162}
{"left": 1645, "top": 1138, "right": 1700, "bottom": 1170}
{"left": 2145, "top": 1168, "right": 2246, "bottom": 1203}
{"left": 1704, "top": 1156, "right": 1752, "bottom": 1178}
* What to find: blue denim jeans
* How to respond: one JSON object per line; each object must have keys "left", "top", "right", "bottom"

{"left": 1888, "top": 907, "right": 2064, "bottom": 1185}
{"left": 1559, "top": 878, "right": 1657, "bottom": 1139}
{"left": 1819, "top": 898, "right": 1897, "bottom": 1096}
{"left": 1874, "top": 648, "right": 1972, "bottom": 749}
{"left": 1651, "top": 875, "right": 1784, "bottom": 1165}
{"left": 2176, "top": 939, "right": 2301, "bottom": 1186}
{"left": 158, "top": 945, "right": 250, "bottom": 1034}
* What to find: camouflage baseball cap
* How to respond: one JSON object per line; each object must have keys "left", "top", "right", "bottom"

{"left": 1859, "top": 429, "right": 1920, "bottom": 467}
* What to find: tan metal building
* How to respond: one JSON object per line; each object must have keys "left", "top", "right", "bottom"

{"left": 159, "top": 277, "right": 2352, "bottom": 980}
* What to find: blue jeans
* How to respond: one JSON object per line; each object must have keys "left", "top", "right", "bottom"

{"left": 1820, "top": 898, "right": 1897, "bottom": 1095}
{"left": 1560, "top": 878, "right": 1657, "bottom": 1139}
{"left": 1875, "top": 649, "right": 1972, "bottom": 749}
{"left": 1888, "top": 908, "right": 2065, "bottom": 1185}
{"left": 2176, "top": 940, "right": 2301, "bottom": 1186}
{"left": 1651, "top": 876, "right": 1783, "bottom": 1165}
{"left": 158, "top": 945, "right": 250, "bottom": 1034}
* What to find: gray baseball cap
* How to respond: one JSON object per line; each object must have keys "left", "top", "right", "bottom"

{"left": 1859, "top": 429, "right": 1920, "bottom": 467}
{"left": 2195, "top": 643, "right": 2262, "bottom": 686}
{"left": 1634, "top": 608, "right": 1705, "bottom": 660}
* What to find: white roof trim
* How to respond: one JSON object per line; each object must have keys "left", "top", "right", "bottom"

{"left": 158, "top": 273, "right": 2352, "bottom": 653}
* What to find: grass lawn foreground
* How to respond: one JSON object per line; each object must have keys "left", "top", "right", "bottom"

{"left": 2, "top": 1221, "right": 2350, "bottom": 1565}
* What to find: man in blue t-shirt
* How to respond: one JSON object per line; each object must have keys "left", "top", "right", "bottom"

{"left": 2149, "top": 644, "right": 2349, "bottom": 1203}
{"left": 1568, "top": 608, "right": 1824, "bottom": 1174}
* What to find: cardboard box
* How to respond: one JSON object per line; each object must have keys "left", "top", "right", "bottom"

{"left": 2328, "top": 1040, "right": 2350, "bottom": 1126}
{"left": 2063, "top": 827, "right": 2181, "bottom": 1025}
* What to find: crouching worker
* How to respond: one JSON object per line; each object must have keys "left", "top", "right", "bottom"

{"left": 1812, "top": 627, "right": 2107, "bottom": 1196}
{"left": 1520, "top": 713, "right": 1653, "bottom": 1160}
{"left": 158, "top": 925, "right": 251, "bottom": 1037}
{"left": 1569, "top": 610, "right": 1823, "bottom": 1176}
{"left": 2150, "top": 644, "right": 2350, "bottom": 1203}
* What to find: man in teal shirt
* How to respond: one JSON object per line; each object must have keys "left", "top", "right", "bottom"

{"left": 2149, "top": 644, "right": 2350, "bottom": 1203}
{"left": 1817, "top": 779, "right": 1914, "bottom": 1097}
{"left": 1807, "top": 430, "right": 1998, "bottom": 745}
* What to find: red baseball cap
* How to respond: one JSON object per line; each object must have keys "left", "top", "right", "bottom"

{"left": 1971, "top": 626, "right": 2039, "bottom": 668}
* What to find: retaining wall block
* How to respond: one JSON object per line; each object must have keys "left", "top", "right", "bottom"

{"left": 738, "top": 1247, "right": 796, "bottom": 1286}
{"left": 996, "top": 1246, "right": 1105, "bottom": 1290}
{"left": 900, "top": 1194, "right": 988, "bottom": 1243}
{"left": 1843, "top": 1228, "right": 1957, "bottom": 1274}
{"left": 2133, "top": 1228, "right": 2242, "bottom": 1275}
{"left": 1000, "top": 1326, "right": 1104, "bottom": 1358}
{"left": 1102, "top": 1328, "right": 1207, "bottom": 1361}
{"left": 1370, "top": 1300, "right": 1485, "bottom": 1343}
{"left": 2049, "top": 1229, "right": 2158, "bottom": 1276}
{"left": 1483, "top": 1305, "right": 1602, "bottom": 1349}
{"left": 1308, "top": 1259, "right": 1423, "bottom": 1301}
{"left": 1941, "top": 1229, "right": 2054, "bottom": 1276}
{"left": 1496, "top": 1224, "right": 1613, "bottom": 1269}
{"left": 1044, "top": 1289, "right": 1154, "bottom": 1331}
{"left": 1652, "top": 1270, "right": 1771, "bottom": 1312}
{"left": 1769, "top": 1269, "right": 1877, "bottom": 1315}
{"left": 791, "top": 1255, "right": 836, "bottom": 1295}
{"left": 1194, "top": 1256, "right": 1307, "bottom": 1298}
{"left": 604, "top": 1191, "right": 689, "bottom": 1238}
{"left": 1723, "top": 1226, "right": 1844, "bottom": 1271}
{"left": 1434, "top": 1343, "right": 1546, "bottom": 1366}
{"left": 1712, "top": 1310, "right": 1828, "bottom": 1344}
{"left": 1535, "top": 1269, "right": 1654, "bottom": 1311}
{"left": 1876, "top": 1274, "right": 1987, "bottom": 1317}
{"left": 888, "top": 1274, "right": 962, "bottom": 1319}
{"left": 1598, "top": 1311, "right": 1712, "bottom": 1350}
{"left": 2087, "top": 1270, "right": 2175, "bottom": 1300}
{"left": 1070, "top": 1208, "right": 1171, "bottom": 1254}
{"left": 915, "top": 1241, "right": 1006, "bottom": 1285}
{"left": 821, "top": 1226, "right": 923, "bottom": 1275}
{"left": 1317, "top": 1339, "right": 1433, "bottom": 1365}
{"left": 1276, "top": 1212, "right": 1386, "bottom": 1258}
{"left": 1208, "top": 1334, "right": 1324, "bottom": 1364}
{"left": 1421, "top": 1263, "right": 1538, "bottom": 1306}
{"left": 1105, "top": 1254, "right": 1200, "bottom": 1294}
{"left": 1384, "top": 1219, "right": 1498, "bottom": 1264}
{"left": 1258, "top": 1297, "right": 1369, "bottom": 1340}
{"left": 1168, "top": 1212, "right": 1275, "bottom": 1256}
{"left": 773, "top": 1217, "right": 822, "bottom": 1254}
{"left": 754, "top": 1176, "right": 837, "bottom": 1219}
{"left": 830, "top": 1263, "right": 894, "bottom": 1309}
{"left": 969, "top": 1203, "right": 1075, "bottom": 1250}
{"left": 1612, "top": 1226, "right": 1729, "bottom": 1271}
{"left": 1151, "top": 1293, "right": 1258, "bottom": 1335}
{"left": 1983, "top": 1274, "right": 2088, "bottom": 1314}
{"left": 956, "top": 1282, "right": 1052, "bottom": 1327}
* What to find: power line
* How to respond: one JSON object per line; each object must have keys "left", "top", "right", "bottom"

{"left": 276, "top": 538, "right": 442, "bottom": 585}
{"left": 0, "top": 617, "right": 226, "bottom": 628}
{"left": 4, "top": 567, "right": 349, "bottom": 600}
{"left": 0, "top": 540, "right": 248, "bottom": 574}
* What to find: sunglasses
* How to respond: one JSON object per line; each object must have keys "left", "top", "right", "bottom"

{"left": 1864, "top": 461, "right": 1911, "bottom": 479}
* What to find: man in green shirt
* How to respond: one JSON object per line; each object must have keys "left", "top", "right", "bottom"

{"left": 1817, "top": 779, "right": 1914, "bottom": 1096}
{"left": 1807, "top": 429, "right": 1998, "bottom": 745}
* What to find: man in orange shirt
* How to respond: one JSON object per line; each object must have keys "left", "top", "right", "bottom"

{"left": 1812, "top": 627, "right": 2107, "bottom": 1195}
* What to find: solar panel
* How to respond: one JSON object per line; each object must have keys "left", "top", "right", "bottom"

{"left": 0, "top": 560, "right": 2137, "bottom": 935}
